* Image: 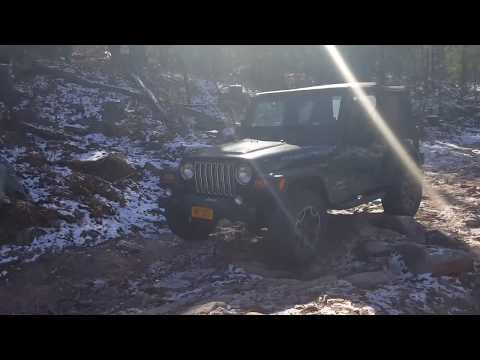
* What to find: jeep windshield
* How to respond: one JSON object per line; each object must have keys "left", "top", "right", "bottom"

{"left": 241, "top": 92, "right": 343, "bottom": 144}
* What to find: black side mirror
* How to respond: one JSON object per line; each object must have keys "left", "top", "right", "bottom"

{"left": 222, "top": 122, "right": 244, "bottom": 140}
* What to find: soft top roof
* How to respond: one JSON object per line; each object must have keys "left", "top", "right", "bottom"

{"left": 256, "top": 82, "right": 406, "bottom": 96}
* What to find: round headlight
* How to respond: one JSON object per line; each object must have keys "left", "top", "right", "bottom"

{"left": 180, "top": 162, "right": 194, "bottom": 180}
{"left": 236, "top": 164, "right": 253, "bottom": 185}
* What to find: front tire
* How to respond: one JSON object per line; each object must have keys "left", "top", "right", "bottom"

{"left": 259, "top": 189, "right": 327, "bottom": 269}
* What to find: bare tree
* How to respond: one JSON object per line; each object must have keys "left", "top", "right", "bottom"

{"left": 460, "top": 45, "right": 468, "bottom": 95}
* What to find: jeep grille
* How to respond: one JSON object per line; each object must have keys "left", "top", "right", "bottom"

{"left": 193, "top": 160, "right": 237, "bottom": 197}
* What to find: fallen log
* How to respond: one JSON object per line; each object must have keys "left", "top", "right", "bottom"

{"left": 29, "top": 62, "right": 174, "bottom": 130}
{"left": 30, "top": 62, "right": 143, "bottom": 99}
{"left": 176, "top": 105, "right": 225, "bottom": 131}
{"left": 130, "top": 73, "right": 167, "bottom": 117}
{"left": 139, "top": 76, "right": 171, "bottom": 103}
{"left": 28, "top": 62, "right": 222, "bottom": 133}
{"left": 21, "top": 122, "right": 74, "bottom": 141}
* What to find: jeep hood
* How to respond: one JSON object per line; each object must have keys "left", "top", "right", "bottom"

{"left": 219, "top": 139, "right": 286, "bottom": 154}
{"left": 188, "top": 138, "right": 301, "bottom": 159}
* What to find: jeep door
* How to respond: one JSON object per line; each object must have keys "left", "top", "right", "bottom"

{"left": 334, "top": 93, "right": 387, "bottom": 201}
{"left": 283, "top": 92, "right": 348, "bottom": 205}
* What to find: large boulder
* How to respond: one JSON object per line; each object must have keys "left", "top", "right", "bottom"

{"left": 370, "top": 215, "right": 427, "bottom": 243}
{"left": 68, "top": 153, "right": 136, "bottom": 183}
{"left": 425, "top": 249, "right": 474, "bottom": 277}
{"left": 394, "top": 242, "right": 474, "bottom": 277}
{"left": 344, "top": 271, "right": 396, "bottom": 289}
{"left": 68, "top": 172, "right": 125, "bottom": 205}
{"left": 0, "top": 200, "right": 61, "bottom": 245}
{"left": 182, "top": 301, "right": 227, "bottom": 315}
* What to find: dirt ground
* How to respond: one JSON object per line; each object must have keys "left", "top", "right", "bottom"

{"left": 0, "top": 126, "right": 479, "bottom": 315}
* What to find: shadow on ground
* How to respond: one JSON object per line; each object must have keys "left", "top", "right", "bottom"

{"left": 0, "top": 211, "right": 478, "bottom": 315}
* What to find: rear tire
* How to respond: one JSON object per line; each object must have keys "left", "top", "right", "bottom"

{"left": 259, "top": 189, "right": 327, "bottom": 269}
{"left": 382, "top": 173, "right": 422, "bottom": 216}
{"left": 165, "top": 203, "right": 214, "bottom": 241}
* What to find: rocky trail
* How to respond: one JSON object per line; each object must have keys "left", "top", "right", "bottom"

{"left": 0, "top": 60, "right": 479, "bottom": 314}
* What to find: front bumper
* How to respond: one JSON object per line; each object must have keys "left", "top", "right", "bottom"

{"left": 162, "top": 193, "right": 258, "bottom": 226}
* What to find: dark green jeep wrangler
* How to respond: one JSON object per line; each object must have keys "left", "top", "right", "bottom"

{"left": 163, "top": 83, "right": 423, "bottom": 266}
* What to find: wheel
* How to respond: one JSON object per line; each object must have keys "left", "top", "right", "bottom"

{"left": 259, "top": 189, "right": 327, "bottom": 269}
{"left": 165, "top": 203, "right": 214, "bottom": 241}
{"left": 382, "top": 173, "right": 422, "bottom": 216}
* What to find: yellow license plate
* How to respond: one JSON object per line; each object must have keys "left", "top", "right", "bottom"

{"left": 191, "top": 206, "right": 214, "bottom": 220}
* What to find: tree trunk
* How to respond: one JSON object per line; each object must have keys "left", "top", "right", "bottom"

{"left": 0, "top": 63, "right": 17, "bottom": 117}
{"left": 108, "top": 45, "right": 122, "bottom": 70}
{"left": 426, "top": 45, "right": 432, "bottom": 91}
{"left": 474, "top": 62, "right": 479, "bottom": 102}
{"left": 460, "top": 45, "right": 468, "bottom": 95}
{"left": 130, "top": 45, "right": 147, "bottom": 73}
{"left": 130, "top": 74, "right": 167, "bottom": 116}
{"left": 376, "top": 45, "right": 385, "bottom": 86}
{"left": 431, "top": 46, "right": 436, "bottom": 87}
{"left": 412, "top": 46, "right": 420, "bottom": 83}
{"left": 177, "top": 57, "right": 191, "bottom": 105}
{"left": 423, "top": 45, "right": 430, "bottom": 86}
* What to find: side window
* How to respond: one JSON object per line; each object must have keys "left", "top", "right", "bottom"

{"left": 298, "top": 100, "right": 315, "bottom": 125}
{"left": 251, "top": 100, "right": 284, "bottom": 127}
{"left": 380, "top": 93, "right": 409, "bottom": 137}
{"left": 308, "top": 95, "right": 342, "bottom": 126}
{"left": 347, "top": 95, "right": 377, "bottom": 146}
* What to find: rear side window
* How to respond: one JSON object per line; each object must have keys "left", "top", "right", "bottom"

{"left": 293, "top": 94, "right": 342, "bottom": 145}
{"left": 345, "top": 95, "right": 378, "bottom": 146}
{"left": 379, "top": 93, "right": 413, "bottom": 138}
{"left": 297, "top": 99, "right": 315, "bottom": 125}
{"left": 296, "top": 94, "right": 343, "bottom": 126}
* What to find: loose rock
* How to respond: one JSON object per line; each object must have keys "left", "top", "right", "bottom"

{"left": 0, "top": 156, "right": 29, "bottom": 200}
{"left": 357, "top": 240, "right": 391, "bottom": 258}
{"left": 465, "top": 217, "right": 480, "bottom": 228}
{"left": 374, "top": 215, "right": 427, "bottom": 243}
{"left": 0, "top": 200, "right": 60, "bottom": 244}
{"left": 182, "top": 301, "right": 227, "bottom": 315}
{"left": 344, "top": 271, "right": 395, "bottom": 289}
{"left": 68, "top": 172, "right": 125, "bottom": 204}
{"left": 68, "top": 153, "right": 136, "bottom": 183}
{"left": 101, "top": 101, "right": 126, "bottom": 123}
{"left": 425, "top": 230, "right": 462, "bottom": 248}
{"left": 392, "top": 242, "right": 429, "bottom": 274}
{"left": 425, "top": 249, "right": 474, "bottom": 277}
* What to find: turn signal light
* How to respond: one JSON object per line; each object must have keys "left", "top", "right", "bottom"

{"left": 254, "top": 179, "right": 268, "bottom": 189}
{"left": 254, "top": 178, "right": 286, "bottom": 192}
{"left": 160, "top": 173, "right": 176, "bottom": 184}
